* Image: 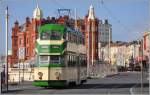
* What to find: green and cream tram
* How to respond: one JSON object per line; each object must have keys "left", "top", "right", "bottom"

{"left": 33, "top": 24, "right": 87, "bottom": 87}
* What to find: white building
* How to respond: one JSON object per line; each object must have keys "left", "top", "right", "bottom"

{"left": 98, "top": 19, "right": 112, "bottom": 61}
{"left": 116, "top": 44, "right": 127, "bottom": 66}
{"left": 126, "top": 42, "right": 140, "bottom": 64}
{"left": 98, "top": 19, "right": 112, "bottom": 44}
{"left": 100, "top": 42, "right": 128, "bottom": 66}
{"left": 143, "top": 31, "right": 150, "bottom": 61}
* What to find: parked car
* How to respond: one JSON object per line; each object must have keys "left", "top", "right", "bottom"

{"left": 127, "top": 67, "right": 133, "bottom": 71}
{"left": 117, "top": 66, "right": 126, "bottom": 72}
{"left": 134, "top": 66, "right": 141, "bottom": 71}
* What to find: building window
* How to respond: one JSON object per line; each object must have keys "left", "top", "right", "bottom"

{"left": 26, "top": 48, "right": 28, "bottom": 55}
{"left": 33, "top": 36, "right": 36, "bottom": 43}
{"left": 33, "top": 49, "right": 35, "bottom": 55}
{"left": 14, "top": 39, "right": 17, "bottom": 46}
{"left": 26, "top": 47, "right": 29, "bottom": 55}
{"left": 26, "top": 38, "right": 28, "bottom": 44}
{"left": 20, "top": 38, "right": 22, "bottom": 45}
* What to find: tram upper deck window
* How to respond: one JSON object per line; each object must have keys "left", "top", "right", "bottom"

{"left": 40, "top": 31, "right": 49, "bottom": 40}
{"left": 50, "top": 31, "right": 61, "bottom": 40}
{"left": 50, "top": 55, "right": 60, "bottom": 64}
{"left": 40, "top": 31, "right": 61, "bottom": 40}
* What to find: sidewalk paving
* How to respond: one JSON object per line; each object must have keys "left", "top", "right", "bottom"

{"left": 3, "top": 81, "right": 34, "bottom": 93}
{"left": 131, "top": 83, "right": 149, "bottom": 95}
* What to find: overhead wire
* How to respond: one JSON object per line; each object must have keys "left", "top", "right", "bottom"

{"left": 0, "top": 0, "right": 7, "bottom": 32}
{"left": 52, "top": 0, "right": 66, "bottom": 17}
{"left": 100, "top": 0, "right": 132, "bottom": 34}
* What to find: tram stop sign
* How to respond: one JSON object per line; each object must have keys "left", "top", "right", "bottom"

{"left": 19, "top": 47, "right": 25, "bottom": 60}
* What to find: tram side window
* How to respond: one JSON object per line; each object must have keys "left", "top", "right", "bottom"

{"left": 68, "top": 55, "right": 76, "bottom": 67}
{"left": 80, "top": 56, "right": 86, "bottom": 67}
{"left": 40, "top": 55, "right": 49, "bottom": 64}
{"left": 69, "top": 55, "right": 72, "bottom": 67}
{"left": 72, "top": 55, "right": 75, "bottom": 66}
{"left": 67, "top": 55, "right": 70, "bottom": 66}
{"left": 67, "top": 55, "right": 69, "bottom": 65}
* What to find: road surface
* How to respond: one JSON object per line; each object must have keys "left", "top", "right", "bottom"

{"left": 1, "top": 72, "right": 149, "bottom": 94}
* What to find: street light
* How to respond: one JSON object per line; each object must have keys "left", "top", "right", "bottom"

{"left": 148, "top": 32, "right": 150, "bottom": 81}
{"left": 138, "top": 38, "right": 143, "bottom": 94}
{"left": 108, "top": 26, "right": 111, "bottom": 64}
{"left": 5, "top": 6, "right": 9, "bottom": 92}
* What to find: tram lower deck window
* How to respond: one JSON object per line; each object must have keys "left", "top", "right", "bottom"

{"left": 50, "top": 55, "right": 60, "bottom": 64}
{"left": 39, "top": 55, "right": 49, "bottom": 64}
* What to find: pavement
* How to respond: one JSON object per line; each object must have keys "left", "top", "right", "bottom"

{"left": 1, "top": 71, "right": 149, "bottom": 94}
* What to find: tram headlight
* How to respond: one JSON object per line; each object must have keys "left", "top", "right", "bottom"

{"left": 55, "top": 72, "right": 61, "bottom": 80}
{"left": 38, "top": 72, "right": 43, "bottom": 80}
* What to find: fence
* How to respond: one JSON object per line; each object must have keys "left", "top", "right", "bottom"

{"left": 89, "top": 63, "right": 118, "bottom": 78}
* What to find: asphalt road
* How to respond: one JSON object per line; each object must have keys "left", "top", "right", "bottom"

{"left": 2, "top": 71, "right": 149, "bottom": 94}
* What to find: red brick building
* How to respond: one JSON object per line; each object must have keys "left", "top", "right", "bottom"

{"left": 9, "top": 4, "right": 99, "bottom": 67}
{"left": 9, "top": 4, "right": 42, "bottom": 67}
{"left": 8, "top": 5, "right": 77, "bottom": 67}
{"left": 84, "top": 5, "right": 99, "bottom": 65}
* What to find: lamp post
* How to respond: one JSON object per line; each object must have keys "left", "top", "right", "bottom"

{"left": 138, "top": 38, "right": 143, "bottom": 94}
{"left": 18, "top": 60, "right": 20, "bottom": 84}
{"left": 148, "top": 32, "right": 150, "bottom": 81}
{"left": 108, "top": 27, "right": 111, "bottom": 64}
{"left": 5, "top": 6, "right": 9, "bottom": 92}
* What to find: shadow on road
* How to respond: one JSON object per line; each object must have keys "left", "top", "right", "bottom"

{"left": 69, "top": 83, "right": 149, "bottom": 89}
{"left": 43, "top": 83, "right": 149, "bottom": 89}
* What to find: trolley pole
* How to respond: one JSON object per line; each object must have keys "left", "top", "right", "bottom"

{"left": 5, "top": 6, "right": 9, "bottom": 92}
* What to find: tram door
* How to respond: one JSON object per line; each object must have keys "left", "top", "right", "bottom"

{"left": 48, "top": 60, "right": 51, "bottom": 81}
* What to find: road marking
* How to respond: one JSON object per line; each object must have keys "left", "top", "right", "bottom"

{"left": 130, "top": 84, "right": 138, "bottom": 95}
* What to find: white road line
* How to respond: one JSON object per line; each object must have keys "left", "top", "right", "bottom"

{"left": 130, "top": 84, "right": 138, "bottom": 95}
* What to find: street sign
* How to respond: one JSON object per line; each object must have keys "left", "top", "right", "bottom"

{"left": 19, "top": 47, "right": 25, "bottom": 60}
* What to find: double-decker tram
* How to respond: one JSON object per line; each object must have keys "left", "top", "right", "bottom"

{"left": 33, "top": 24, "right": 87, "bottom": 87}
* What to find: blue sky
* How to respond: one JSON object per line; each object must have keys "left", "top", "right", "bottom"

{"left": 0, "top": 0, "right": 149, "bottom": 55}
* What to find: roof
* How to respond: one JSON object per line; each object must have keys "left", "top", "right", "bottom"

{"left": 88, "top": 4, "right": 95, "bottom": 20}
{"left": 38, "top": 24, "right": 66, "bottom": 34}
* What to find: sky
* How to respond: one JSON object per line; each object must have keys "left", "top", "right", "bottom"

{"left": 0, "top": 0, "right": 149, "bottom": 55}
